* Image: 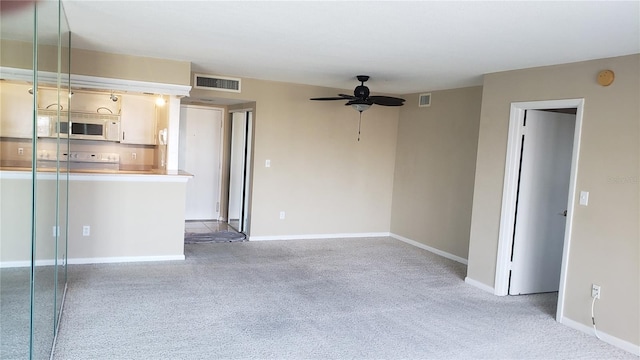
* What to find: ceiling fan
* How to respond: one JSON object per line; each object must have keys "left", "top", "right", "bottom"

{"left": 310, "top": 75, "right": 405, "bottom": 141}
{"left": 310, "top": 75, "right": 405, "bottom": 112}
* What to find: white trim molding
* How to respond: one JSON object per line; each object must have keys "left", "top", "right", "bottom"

{"left": 464, "top": 277, "right": 495, "bottom": 294}
{"left": 0, "top": 66, "right": 192, "bottom": 97}
{"left": 2, "top": 255, "right": 186, "bottom": 267}
{"left": 561, "top": 316, "right": 640, "bottom": 356}
{"left": 250, "top": 232, "right": 390, "bottom": 241}
{"left": 390, "top": 233, "right": 468, "bottom": 265}
{"left": 68, "top": 255, "right": 185, "bottom": 265}
{"left": 0, "top": 259, "right": 56, "bottom": 268}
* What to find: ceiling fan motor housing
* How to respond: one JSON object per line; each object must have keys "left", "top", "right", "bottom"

{"left": 354, "top": 85, "right": 370, "bottom": 98}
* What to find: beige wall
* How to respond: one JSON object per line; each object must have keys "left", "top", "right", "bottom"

{"left": 0, "top": 178, "right": 53, "bottom": 262}
{"left": 190, "top": 79, "right": 399, "bottom": 237}
{"left": 467, "top": 54, "right": 639, "bottom": 345}
{"left": 1, "top": 39, "right": 191, "bottom": 86}
{"left": 1, "top": 39, "right": 36, "bottom": 71}
{"left": 68, "top": 179, "right": 186, "bottom": 259}
{"left": 71, "top": 48, "right": 190, "bottom": 85}
{"left": 390, "top": 87, "right": 482, "bottom": 259}
{"left": 0, "top": 176, "right": 187, "bottom": 262}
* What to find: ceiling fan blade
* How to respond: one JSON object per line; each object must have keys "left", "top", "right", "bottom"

{"left": 369, "top": 96, "right": 405, "bottom": 106}
{"left": 338, "top": 94, "right": 357, "bottom": 100}
{"left": 310, "top": 97, "right": 348, "bottom": 101}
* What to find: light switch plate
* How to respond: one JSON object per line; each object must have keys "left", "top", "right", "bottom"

{"left": 265, "top": 159, "right": 271, "bottom": 168}
{"left": 579, "top": 191, "right": 589, "bottom": 206}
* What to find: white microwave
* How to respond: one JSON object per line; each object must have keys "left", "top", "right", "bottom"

{"left": 38, "top": 110, "right": 120, "bottom": 142}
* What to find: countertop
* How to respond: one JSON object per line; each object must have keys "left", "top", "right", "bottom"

{"left": 0, "top": 167, "right": 193, "bottom": 182}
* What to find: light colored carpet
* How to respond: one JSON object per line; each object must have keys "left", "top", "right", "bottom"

{"left": 1, "top": 266, "right": 61, "bottom": 360}
{"left": 53, "top": 237, "right": 633, "bottom": 359}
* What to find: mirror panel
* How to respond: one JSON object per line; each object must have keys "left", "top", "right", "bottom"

{"left": 56, "top": 8, "right": 71, "bottom": 333}
{"left": 0, "top": 1, "right": 35, "bottom": 359}
{"left": 0, "top": 1, "right": 70, "bottom": 358}
{"left": 33, "top": 0, "right": 64, "bottom": 357}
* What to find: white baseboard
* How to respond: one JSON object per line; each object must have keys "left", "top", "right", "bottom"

{"left": 561, "top": 316, "right": 640, "bottom": 356}
{"left": 68, "top": 254, "right": 185, "bottom": 265}
{"left": 0, "top": 255, "right": 185, "bottom": 268}
{"left": 1, "top": 259, "right": 56, "bottom": 268}
{"left": 464, "top": 277, "right": 496, "bottom": 294}
{"left": 249, "top": 232, "right": 391, "bottom": 241}
{"left": 389, "top": 233, "right": 468, "bottom": 265}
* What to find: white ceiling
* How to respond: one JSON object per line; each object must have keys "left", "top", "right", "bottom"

{"left": 25, "top": 1, "right": 640, "bottom": 94}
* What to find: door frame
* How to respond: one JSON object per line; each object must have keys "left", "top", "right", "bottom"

{"left": 494, "top": 99, "right": 584, "bottom": 322}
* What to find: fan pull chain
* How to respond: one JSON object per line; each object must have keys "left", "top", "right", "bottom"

{"left": 357, "top": 112, "right": 362, "bottom": 141}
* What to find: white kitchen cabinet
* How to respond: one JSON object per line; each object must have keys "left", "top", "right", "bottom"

{"left": 120, "top": 94, "right": 157, "bottom": 145}
{"left": 70, "top": 91, "right": 120, "bottom": 114}
{"left": 37, "top": 87, "right": 69, "bottom": 111}
{"left": 0, "top": 82, "right": 34, "bottom": 138}
{"left": 39, "top": 88, "right": 121, "bottom": 115}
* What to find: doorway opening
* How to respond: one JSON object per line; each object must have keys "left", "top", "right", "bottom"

{"left": 178, "top": 104, "right": 253, "bottom": 242}
{"left": 495, "top": 99, "right": 584, "bottom": 322}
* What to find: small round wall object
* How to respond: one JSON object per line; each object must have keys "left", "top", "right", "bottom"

{"left": 597, "top": 70, "right": 615, "bottom": 86}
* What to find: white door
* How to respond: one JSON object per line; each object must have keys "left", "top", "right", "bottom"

{"left": 243, "top": 112, "right": 253, "bottom": 233}
{"left": 509, "top": 110, "right": 576, "bottom": 295}
{"left": 227, "top": 111, "right": 253, "bottom": 233}
{"left": 179, "top": 106, "right": 223, "bottom": 220}
{"left": 228, "top": 112, "right": 246, "bottom": 229}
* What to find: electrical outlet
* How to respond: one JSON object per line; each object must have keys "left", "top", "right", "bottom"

{"left": 131, "top": 152, "right": 137, "bottom": 160}
{"left": 82, "top": 225, "right": 90, "bottom": 237}
{"left": 18, "top": 147, "right": 24, "bottom": 155}
{"left": 279, "top": 211, "right": 285, "bottom": 220}
{"left": 591, "top": 284, "right": 601, "bottom": 299}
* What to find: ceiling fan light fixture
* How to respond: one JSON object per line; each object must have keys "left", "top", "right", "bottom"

{"left": 351, "top": 103, "right": 371, "bottom": 112}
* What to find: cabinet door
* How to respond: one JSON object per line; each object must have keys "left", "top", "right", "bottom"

{"left": 69, "top": 91, "right": 120, "bottom": 114}
{"left": 37, "top": 87, "right": 69, "bottom": 111}
{"left": 0, "top": 82, "right": 34, "bottom": 138}
{"left": 39, "top": 88, "right": 121, "bottom": 114}
{"left": 120, "top": 94, "right": 157, "bottom": 145}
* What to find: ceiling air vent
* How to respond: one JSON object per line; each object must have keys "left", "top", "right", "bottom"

{"left": 194, "top": 74, "right": 241, "bottom": 93}
{"left": 418, "top": 93, "right": 431, "bottom": 107}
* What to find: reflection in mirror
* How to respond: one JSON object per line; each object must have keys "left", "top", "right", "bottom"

{"left": 0, "top": 2, "right": 35, "bottom": 359}
{"left": 56, "top": 17, "right": 71, "bottom": 339}
{"left": 0, "top": 0, "right": 70, "bottom": 358}
{"left": 33, "top": 0, "right": 66, "bottom": 357}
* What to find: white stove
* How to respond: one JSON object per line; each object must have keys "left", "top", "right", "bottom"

{"left": 37, "top": 150, "right": 120, "bottom": 170}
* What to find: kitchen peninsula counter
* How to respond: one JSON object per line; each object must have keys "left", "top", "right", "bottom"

{"left": 1, "top": 167, "right": 190, "bottom": 267}
{"left": 0, "top": 167, "right": 192, "bottom": 182}
{"left": 0, "top": 167, "right": 193, "bottom": 175}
